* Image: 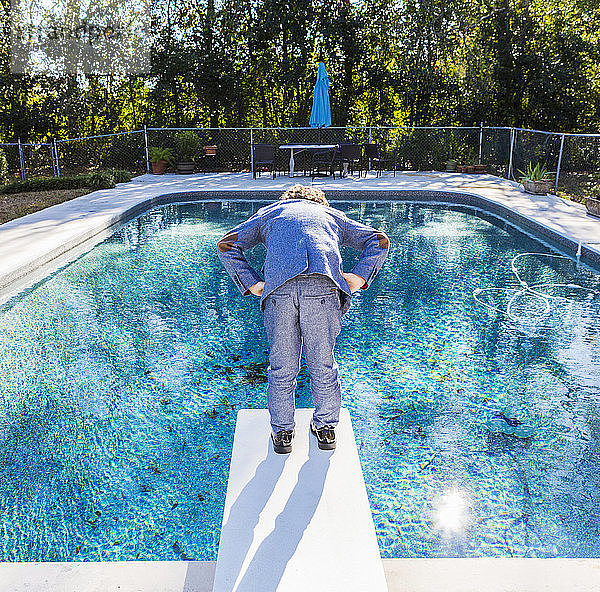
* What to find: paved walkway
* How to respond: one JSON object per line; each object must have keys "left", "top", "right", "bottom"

{"left": 1, "top": 171, "right": 599, "bottom": 303}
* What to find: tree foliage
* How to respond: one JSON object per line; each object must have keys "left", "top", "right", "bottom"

{"left": 0, "top": 0, "right": 599, "bottom": 142}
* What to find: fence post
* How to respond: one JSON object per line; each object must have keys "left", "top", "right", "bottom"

{"left": 250, "top": 128, "right": 254, "bottom": 175}
{"left": 17, "top": 137, "right": 26, "bottom": 181}
{"left": 144, "top": 125, "right": 150, "bottom": 174}
{"left": 478, "top": 122, "right": 483, "bottom": 165}
{"left": 555, "top": 133, "right": 565, "bottom": 195}
{"left": 508, "top": 128, "right": 516, "bottom": 180}
{"left": 49, "top": 140, "right": 56, "bottom": 177}
{"left": 53, "top": 138, "right": 61, "bottom": 178}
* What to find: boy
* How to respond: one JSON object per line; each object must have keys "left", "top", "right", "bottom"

{"left": 216, "top": 185, "right": 389, "bottom": 453}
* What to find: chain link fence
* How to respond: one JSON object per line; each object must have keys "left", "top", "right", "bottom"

{"left": 55, "top": 131, "right": 146, "bottom": 176}
{"left": 1, "top": 126, "right": 600, "bottom": 200}
{"left": 0, "top": 143, "right": 22, "bottom": 182}
{"left": 557, "top": 133, "right": 600, "bottom": 201}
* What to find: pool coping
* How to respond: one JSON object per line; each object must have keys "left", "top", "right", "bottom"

{"left": 1, "top": 173, "right": 599, "bottom": 306}
{"left": 2, "top": 558, "right": 600, "bottom": 592}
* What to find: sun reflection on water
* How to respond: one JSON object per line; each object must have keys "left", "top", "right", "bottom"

{"left": 431, "top": 487, "right": 474, "bottom": 537}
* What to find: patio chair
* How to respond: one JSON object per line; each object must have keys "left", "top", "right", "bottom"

{"left": 338, "top": 143, "right": 363, "bottom": 177}
{"left": 252, "top": 144, "right": 277, "bottom": 179}
{"left": 310, "top": 147, "right": 339, "bottom": 179}
{"left": 363, "top": 143, "right": 396, "bottom": 177}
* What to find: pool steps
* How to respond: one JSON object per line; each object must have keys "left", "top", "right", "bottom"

{"left": 212, "top": 408, "right": 388, "bottom": 592}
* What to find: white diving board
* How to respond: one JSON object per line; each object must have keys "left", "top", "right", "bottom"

{"left": 213, "top": 408, "right": 388, "bottom": 592}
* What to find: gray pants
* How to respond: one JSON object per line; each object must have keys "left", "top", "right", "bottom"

{"left": 262, "top": 273, "right": 343, "bottom": 432}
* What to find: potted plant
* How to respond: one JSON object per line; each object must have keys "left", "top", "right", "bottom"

{"left": 456, "top": 151, "right": 479, "bottom": 173}
{"left": 149, "top": 147, "right": 174, "bottom": 174}
{"left": 446, "top": 159, "right": 457, "bottom": 172}
{"left": 175, "top": 131, "right": 201, "bottom": 174}
{"left": 203, "top": 145, "right": 217, "bottom": 156}
{"left": 518, "top": 162, "right": 554, "bottom": 195}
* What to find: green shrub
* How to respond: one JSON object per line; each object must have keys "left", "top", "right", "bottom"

{"left": 87, "top": 170, "right": 115, "bottom": 189}
{"left": 106, "top": 168, "right": 133, "bottom": 183}
{"left": 174, "top": 131, "right": 201, "bottom": 161}
{"left": 0, "top": 169, "right": 132, "bottom": 194}
{"left": 0, "top": 149, "right": 8, "bottom": 184}
{"left": 0, "top": 175, "right": 88, "bottom": 194}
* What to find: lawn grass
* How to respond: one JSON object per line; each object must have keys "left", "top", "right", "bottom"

{"left": 0, "top": 188, "right": 93, "bottom": 225}
{"left": 0, "top": 169, "right": 134, "bottom": 225}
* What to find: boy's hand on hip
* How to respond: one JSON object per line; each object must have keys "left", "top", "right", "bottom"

{"left": 342, "top": 272, "right": 366, "bottom": 293}
{"left": 249, "top": 281, "right": 265, "bottom": 296}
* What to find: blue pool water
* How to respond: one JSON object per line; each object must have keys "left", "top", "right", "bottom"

{"left": 1, "top": 200, "right": 599, "bottom": 561}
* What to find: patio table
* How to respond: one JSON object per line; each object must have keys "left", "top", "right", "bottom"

{"left": 279, "top": 144, "right": 339, "bottom": 177}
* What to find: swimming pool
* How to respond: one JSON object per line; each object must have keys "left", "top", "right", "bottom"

{"left": 0, "top": 200, "right": 599, "bottom": 561}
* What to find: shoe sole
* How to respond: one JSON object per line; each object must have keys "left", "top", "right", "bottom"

{"left": 310, "top": 424, "right": 336, "bottom": 450}
{"left": 273, "top": 442, "right": 292, "bottom": 454}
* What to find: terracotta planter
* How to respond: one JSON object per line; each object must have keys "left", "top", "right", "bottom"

{"left": 523, "top": 179, "right": 552, "bottom": 195}
{"left": 585, "top": 197, "right": 600, "bottom": 218}
{"left": 457, "top": 165, "right": 465, "bottom": 173}
{"left": 465, "top": 165, "right": 475, "bottom": 174}
{"left": 176, "top": 161, "right": 195, "bottom": 174}
{"left": 151, "top": 159, "right": 168, "bottom": 174}
{"left": 473, "top": 164, "right": 487, "bottom": 173}
{"left": 203, "top": 145, "right": 217, "bottom": 156}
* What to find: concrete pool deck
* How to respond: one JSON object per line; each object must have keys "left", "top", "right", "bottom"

{"left": 1, "top": 171, "right": 600, "bottom": 591}
{"left": 2, "top": 558, "right": 600, "bottom": 592}
{"left": 1, "top": 170, "right": 599, "bottom": 305}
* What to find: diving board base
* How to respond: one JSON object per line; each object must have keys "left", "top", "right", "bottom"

{"left": 213, "top": 408, "right": 388, "bottom": 592}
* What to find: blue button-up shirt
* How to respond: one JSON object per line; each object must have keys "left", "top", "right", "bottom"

{"left": 216, "top": 198, "right": 390, "bottom": 316}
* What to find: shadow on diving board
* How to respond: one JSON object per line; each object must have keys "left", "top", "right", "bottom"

{"left": 212, "top": 408, "right": 388, "bottom": 592}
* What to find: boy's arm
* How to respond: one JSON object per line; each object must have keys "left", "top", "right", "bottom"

{"left": 341, "top": 216, "right": 390, "bottom": 290}
{"left": 216, "top": 212, "right": 264, "bottom": 295}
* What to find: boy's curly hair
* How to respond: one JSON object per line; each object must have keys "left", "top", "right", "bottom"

{"left": 279, "top": 184, "right": 329, "bottom": 206}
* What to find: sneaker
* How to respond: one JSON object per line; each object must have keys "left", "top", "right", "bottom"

{"left": 271, "top": 429, "right": 295, "bottom": 454}
{"left": 310, "top": 420, "right": 336, "bottom": 450}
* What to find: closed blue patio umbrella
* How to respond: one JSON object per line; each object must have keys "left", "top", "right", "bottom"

{"left": 309, "top": 62, "right": 331, "bottom": 141}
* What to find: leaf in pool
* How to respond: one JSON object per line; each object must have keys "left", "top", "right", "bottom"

{"left": 380, "top": 411, "right": 403, "bottom": 420}
{"left": 171, "top": 502, "right": 179, "bottom": 509}
{"left": 198, "top": 493, "right": 205, "bottom": 501}
{"left": 413, "top": 426, "right": 426, "bottom": 438}
{"left": 205, "top": 408, "right": 218, "bottom": 419}
{"left": 240, "top": 360, "right": 269, "bottom": 384}
{"left": 160, "top": 399, "right": 172, "bottom": 405}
